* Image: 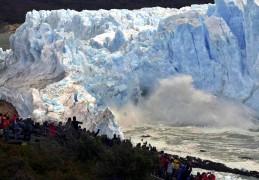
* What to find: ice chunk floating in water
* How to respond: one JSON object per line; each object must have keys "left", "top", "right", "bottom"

{"left": 0, "top": 0, "right": 259, "bottom": 134}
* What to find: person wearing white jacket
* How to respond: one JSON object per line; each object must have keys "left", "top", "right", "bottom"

{"left": 166, "top": 159, "right": 174, "bottom": 180}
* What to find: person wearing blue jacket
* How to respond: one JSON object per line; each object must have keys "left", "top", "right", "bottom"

{"left": 177, "top": 164, "right": 186, "bottom": 180}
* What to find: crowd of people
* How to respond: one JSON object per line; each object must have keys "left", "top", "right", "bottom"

{"left": 0, "top": 113, "right": 89, "bottom": 143}
{"left": 0, "top": 112, "right": 217, "bottom": 179}
{"left": 0, "top": 112, "right": 121, "bottom": 147}
{"left": 157, "top": 150, "right": 216, "bottom": 180}
{"left": 0, "top": 113, "right": 33, "bottom": 142}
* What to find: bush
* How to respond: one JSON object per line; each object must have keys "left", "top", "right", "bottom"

{"left": 0, "top": 133, "right": 159, "bottom": 179}
{"left": 95, "top": 141, "right": 158, "bottom": 179}
{"left": 75, "top": 134, "right": 104, "bottom": 162}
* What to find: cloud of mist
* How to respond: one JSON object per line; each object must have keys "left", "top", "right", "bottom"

{"left": 112, "top": 75, "right": 256, "bottom": 129}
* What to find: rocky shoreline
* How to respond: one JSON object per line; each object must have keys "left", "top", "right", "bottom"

{"left": 170, "top": 154, "right": 259, "bottom": 178}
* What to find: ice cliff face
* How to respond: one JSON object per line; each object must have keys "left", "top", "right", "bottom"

{"left": 0, "top": 0, "right": 259, "bottom": 136}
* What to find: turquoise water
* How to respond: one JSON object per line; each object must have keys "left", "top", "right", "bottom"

{"left": 0, "top": 33, "right": 11, "bottom": 50}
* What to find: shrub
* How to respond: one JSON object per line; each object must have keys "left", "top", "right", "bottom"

{"left": 75, "top": 134, "right": 104, "bottom": 162}
{"left": 95, "top": 141, "right": 158, "bottom": 179}
{"left": 0, "top": 133, "right": 158, "bottom": 179}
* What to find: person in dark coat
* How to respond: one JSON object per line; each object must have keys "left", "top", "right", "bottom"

{"left": 24, "top": 117, "right": 33, "bottom": 141}
{"left": 181, "top": 164, "right": 192, "bottom": 180}
{"left": 71, "top": 116, "right": 82, "bottom": 131}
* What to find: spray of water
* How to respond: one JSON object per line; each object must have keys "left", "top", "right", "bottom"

{"left": 112, "top": 75, "right": 256, "bottom": 129}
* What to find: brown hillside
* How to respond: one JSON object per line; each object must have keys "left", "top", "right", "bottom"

{"left": 0, "top": 100, "right": 18, "bottom": 117}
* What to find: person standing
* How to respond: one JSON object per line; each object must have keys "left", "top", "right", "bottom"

{"left": 182, "top": 164, "right": 192, "bottom": 180}
{"left": 24, "top": 117, "right": 33, "bottom": 141}
{"left": 72, "top": 116, "right": 82, "bottom": 131}
{"left": 14, "top": 118, "right": 22, "bottom": 142}
{"left": 3, "top": 116, "right": 10, "bottom": 142}
{"left": 173, "top": 158, "right": 180, "bottom": 178}
{"left": 166, "top": 159, "right": 174, "bottom": 180}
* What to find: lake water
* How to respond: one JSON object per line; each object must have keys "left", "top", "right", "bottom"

{"left": 123, "top": 124, "right": 259, "bottom": 179}
{"left": 0, "top": 33, "right": 11, "bottom": 50}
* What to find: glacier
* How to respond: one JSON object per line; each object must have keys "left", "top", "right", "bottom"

{"left": 0, "top": 0, "right": 259, "bottom": 137}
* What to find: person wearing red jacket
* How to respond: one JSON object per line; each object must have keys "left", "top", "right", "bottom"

{"left": 159, "top": 152, "right": 170, "bottom": 179}
{"left": 208, "top": 173, "right": 216, "bottom": 180}
{"left": 201, "top": 172, "right": 209, "bottom": 180}
{"left": 49, "top": 122, "right": 57, "bottom": 137}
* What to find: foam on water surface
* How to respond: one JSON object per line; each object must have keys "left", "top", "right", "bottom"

{"left": 123, "top": 124, "right": 259, "bottom": 172}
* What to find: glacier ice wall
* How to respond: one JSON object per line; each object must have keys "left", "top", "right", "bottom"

{"left": 0, "top": 0, "right": 259, "bottom": 134}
